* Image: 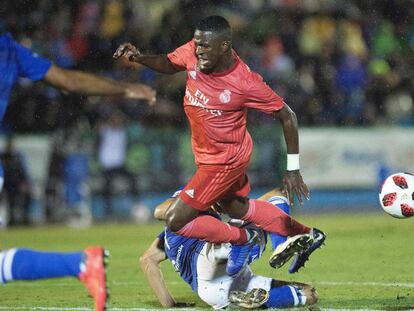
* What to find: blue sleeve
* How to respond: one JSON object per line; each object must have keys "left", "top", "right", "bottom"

{"left": 171, "top": 186, "right": 184, "bottom": 198}
{"left": 158, "top": 230, "right": 165, "bottom": 240}
{"left": 14, "top": 40, "right": 52, "bottom": 81}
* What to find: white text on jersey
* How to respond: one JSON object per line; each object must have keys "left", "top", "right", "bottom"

{"left": 185, "top": 88, "right": 223, "bottom": 116}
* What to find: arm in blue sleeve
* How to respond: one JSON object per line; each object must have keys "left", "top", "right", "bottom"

{"left": 14, "top": 40, "right": 52, "bottom": 81}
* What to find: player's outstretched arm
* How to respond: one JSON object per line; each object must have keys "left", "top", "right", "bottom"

{"left": 140, "top": 238, "right": 176, "bottom": 307}
{"left": 113, "top": 43, "right": 179, "bottom": 74}
{"left": 44, "top": 64, "right": 156, "bottom": 103}
{"left": 140, "top": 238, "right": 195, "bottom": 308}
{"left": 272, "top": 104, "right": 310, "bottom": 205}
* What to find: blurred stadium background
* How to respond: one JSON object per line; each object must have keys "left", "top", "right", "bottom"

{"left": 1, "top": 0, "right": 413, "bottom": 225}
{"left": 1, "top": 0, "right": 414, "bottom": 310}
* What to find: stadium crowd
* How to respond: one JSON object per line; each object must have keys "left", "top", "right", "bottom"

{"left": 2, "top": 0, "right": 414, "bottom": 132}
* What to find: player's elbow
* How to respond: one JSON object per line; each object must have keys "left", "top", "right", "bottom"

{"left": 138, "top": 255, "right": 146, "bottom": 268}
{"left": 164, "top": 59, "right": 181, "bottom": 74}
{"left": 165, "top": 208, "right": 185, "bottom": 232}
{"left": 139, "top": 254, "right": 151, "bottom": 272}
{"left": 285, "top": 106, "right": 297, "bottom": 127}
{"left": 276, "top": 104, "right": 297, "bottom": 127}
{"left": 154, "top": 207, "right": 166, "bottom": 220}
{"left": 46, "top": 66, "right": 79, "bottom": 93}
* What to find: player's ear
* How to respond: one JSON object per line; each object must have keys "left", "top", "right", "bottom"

{"left": 221, "top": 40, "right": 231, "bottom": 53}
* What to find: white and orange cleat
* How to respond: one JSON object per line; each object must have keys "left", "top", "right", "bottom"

{"left": 79, "top": 246, "right": 109, "bottom": 311}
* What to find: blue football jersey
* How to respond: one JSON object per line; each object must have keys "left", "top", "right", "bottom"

{"left": 158, "top": 228, "right": 205, "bottom": 292}
{"left": 159, "top": 188, "right": 268, "bottom": 291}
{"left": 0, "top": 33, "right": 52, "bottom": 122}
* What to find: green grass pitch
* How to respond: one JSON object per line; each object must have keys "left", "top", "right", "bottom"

{"left": 1, "top": 213, "right": 413, "bottom": 310}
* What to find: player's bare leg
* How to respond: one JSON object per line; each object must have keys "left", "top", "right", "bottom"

{"left": 219, "top": 195, "right": 322, "bottom": 270}
{"left": 160, "top": 197, "right": 250, "bottom": 277}
{"left": 165, "top": 198, "right": 257, "bottom": 246}
{"left": 219, "top": 195, "right": 311, "bottom": 240}
{"left": 164, "top": 198, "right": 199, "bottom": 232}
{"left": 165, "top": 197, "right": 264, "bottom": 277}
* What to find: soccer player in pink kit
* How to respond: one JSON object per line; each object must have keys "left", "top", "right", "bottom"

{"left": 114, "top": 16, "right": 325, "bottom": 275}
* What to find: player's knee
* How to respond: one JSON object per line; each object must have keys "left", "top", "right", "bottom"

{"left": 219, "top": 196, "right": 249, "bottom": 219}
{"left": 165, "top": 208, "right": 186, "bottom": 232}
{"left": 165, "top": 200, "right": 198, "bottom": 232}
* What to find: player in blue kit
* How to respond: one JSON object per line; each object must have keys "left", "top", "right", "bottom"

{"left": 0, "top": 29, "right": 156, "bottom": 311}
{"left": 140, "top": 188, "right": 320, "bottom": 309}
{"left": 0, "top": 247, "right": 108, "bottom": 310}
{"left": 0, "top": 31, "right": 155, "bottom": 126}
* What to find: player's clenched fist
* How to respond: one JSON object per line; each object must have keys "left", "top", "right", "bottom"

{"left": 113, "top": 43, "right": 141, "bottom": 62}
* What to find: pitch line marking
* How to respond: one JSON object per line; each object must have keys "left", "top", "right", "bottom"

{"left": 4, "top": 280, "right": 414, "bottom": 288}
{"left": 0, "top": 308, "right": 194, "bottom": 311}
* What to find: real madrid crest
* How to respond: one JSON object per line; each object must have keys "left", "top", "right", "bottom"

{"left": 219, "top": 89, "right": 231, "bottom": 104}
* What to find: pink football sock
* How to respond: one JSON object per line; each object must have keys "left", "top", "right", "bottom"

{"left": 242, "top": 199, "right": 311, "bottom": 236}
{"left": 176, "top": 215, "right": 247, "bottom": 245}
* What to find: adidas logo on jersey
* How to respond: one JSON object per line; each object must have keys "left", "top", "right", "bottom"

{"left": 185, "top": 189, "right": 195, "bottom": 198}
{"left": 189, "top": 70, "right": 197, "bottom": 80}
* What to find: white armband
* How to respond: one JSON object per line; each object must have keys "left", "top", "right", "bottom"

{"left": 287, "top": 154, "right": 300, "bottom": 171}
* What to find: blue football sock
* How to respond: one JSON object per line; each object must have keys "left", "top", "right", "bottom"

{"left": 0, "top": 248, "right": 82, "bottom": 283}
{"left": 264, "top": 285, "right": 302, "bottom": 309}
{"left": 267, "top": 196, "right": 290, "bottom": 250}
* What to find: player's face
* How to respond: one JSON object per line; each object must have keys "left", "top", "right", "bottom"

{"left": 193, "top": 30, "right": 226, "bottom": 73}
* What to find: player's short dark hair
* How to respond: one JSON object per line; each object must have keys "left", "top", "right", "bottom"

{"left": 196, "top": 16, "right": 231, "bottom": 39}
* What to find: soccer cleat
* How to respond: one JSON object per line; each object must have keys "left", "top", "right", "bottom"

{"left": 289, "top": 228, "right": 326, "bottom": 274}
{"left": 79, "top": 246, "right": 109, "bottom": 311}
{"left": 229, "top": 288, "right": 269, "bottom": 309}
{"left": 226, "top": 229, "right": 261, "bottom": 276}
{"left": 269, "top": 234, "right": 313, "bottom": 269}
